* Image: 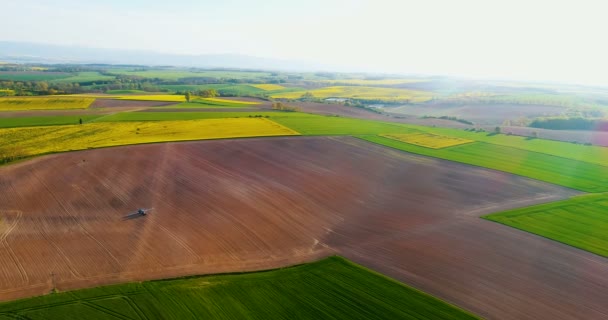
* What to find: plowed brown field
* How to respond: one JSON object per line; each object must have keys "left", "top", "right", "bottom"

{"left": 0, "top": 137, "right": 604, "bottom": 319}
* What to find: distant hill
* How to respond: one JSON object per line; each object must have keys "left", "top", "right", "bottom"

{"left": 0, "top": 41, "right": 324, "bottom": 71}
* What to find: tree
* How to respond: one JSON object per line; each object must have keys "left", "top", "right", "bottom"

{"left": 197, "top": 89, "right": 219, "bottom": 98}
{"left": 185, "top": 91, "right": 191, "bottom": 102}
{"left": 300, "top": 92, "right": 315, "bottom": 101}
{"left": 494, "top": 126, "right": 501, "bottom": 134}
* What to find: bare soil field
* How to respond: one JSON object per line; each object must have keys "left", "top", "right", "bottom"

{"left": 489, "top": 125, "right": 608, "bottom": 147}
{"left": 292, "top": 101, "right": 471, "bottom": 128}
{"left": 0, "top": 137, "right": 605, "bottom": 320}
{"left": 90, "top": 99, "right": 175, "bottom": 108}
{"left": 387, "top": 103, "right": 565, "bottom": 125}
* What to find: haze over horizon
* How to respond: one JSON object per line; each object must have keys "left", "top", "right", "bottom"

{"left": 3, "top": 0, "right": 608, "bottom": 86}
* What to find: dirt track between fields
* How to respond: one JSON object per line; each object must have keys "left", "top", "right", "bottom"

{"left": 1, "top": 137, "right": 606, "bottom": 319}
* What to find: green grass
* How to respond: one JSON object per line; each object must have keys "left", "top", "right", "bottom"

{"left": 0, "top": 72, "right": 72, "bottom": 81}
{"left": 160, "top": 84, "right": 266, "bottom": 96}
{"left": 109, "top": 69, "right": 273, "bottom": 80}
{"left": 184, "top": 98, "right": 258, "bottom": 108}
{"left": 0, "top": 257, "right": 478, "bottom": 320}
{"left": 50, "top": 72, "right": 116, "bottom": 83}
{"left": 0, "top": 115, "right": 102, "bottom": 128}
{"left": 359, "top": 135, "right": 608, "bottom": 193}
{"left": 97, "top": 111, "right": 283, "bottom": 121}
{"left": 105, "top": 89, "right": 147, "bottom": 94}
{"left": 417, "top": 127, "right": 608, "bottom": 167}
{"left": 483, "top": 193, "right": 608, "bottom": 257}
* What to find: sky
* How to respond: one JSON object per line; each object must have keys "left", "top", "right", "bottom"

{"left": 3, "top": 0, "right": 608, "bottom": 85}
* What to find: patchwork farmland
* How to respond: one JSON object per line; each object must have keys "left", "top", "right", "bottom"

{"left": 3, "top": 136, "right": 608, "bottom": 320}
{"left": 2, "top": 67, "right": 608, "bottom": 320}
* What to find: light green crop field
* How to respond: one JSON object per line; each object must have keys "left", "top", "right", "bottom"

{"left": 160, "top": 83, "right": 266, "bottom": 95}
{"left": 359, "top": 136, "right": 608, "bottom": 193}
{"left": 0, "top": 257, "right": 478, "bottom": 320}
{"left": 50, "top": 72, "right": 116, "bottom": 83}
{"left": 105, "top": 89, "right": 147, "bottom": 94}
{"left": 270, "top": 86, "right": 433, "bottom": 102}
{"left": 109, "top": 69, "right": 273, "bottom": 80}
{"left": 0, "top": 72, "right": 72, "bottom": 81}
{"left": 419, "top": 126, "right": 608, "bottom": 166}
{"left": 320, "top": 79, "right": 428, "bottom": 86}
{"left": 483, "top": 193, "right": 608, "bottom": 257}
{"left": 0, "top": 115, "right": 102, "bottom": 128}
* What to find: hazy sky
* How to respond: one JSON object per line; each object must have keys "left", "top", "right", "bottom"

{"left": 3, "top": 0, "right": 608, "bottom": 85}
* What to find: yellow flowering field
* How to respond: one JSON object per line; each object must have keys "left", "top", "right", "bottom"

{"left": 0, "top": 97, "right": 95, "bottom": 111}
{"left": 0, "top": 118, "right": 299, "bottom": 159}
{"left": 251, "top": 84, "right": 286, "bottom": 91}
{"left": 270, "top": 86, "right": 432, "bottom": 102}
{"left": 381, "top": 132, "right": 474, "bottom": 149}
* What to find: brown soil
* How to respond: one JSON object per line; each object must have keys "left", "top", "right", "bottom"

{"left": 290, "top": 102, "right": 471, "bottom": 128}
{"left": 89, "top": 99, "right": 176, "bottom": 108}
{"left": 0, "top": 137, "right": 604, "bottom": 320}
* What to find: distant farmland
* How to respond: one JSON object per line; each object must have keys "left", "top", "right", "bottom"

{"left": 251, "top": 83, "right": 286, "bottom": 90}
{"left": 0, "top": 97, "right": 95, "bottom": 111}
{"left": 270, "top": 86, "right": 433, "bottom": 102}
{"left": 0, "top": 257, "right": 478, "bottom": 320}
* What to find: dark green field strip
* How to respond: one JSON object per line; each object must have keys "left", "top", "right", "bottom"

{"left": 359, "top": 135, "right": 608, "bottom": 192}
{"left": 0, "top": 257, "right": 478, "bottom": 320}
{"left": 0, "top": 115, "right": 103, "bottom": 128}
{"left": 483, "top": 193, "right": 608, "bottom": 257}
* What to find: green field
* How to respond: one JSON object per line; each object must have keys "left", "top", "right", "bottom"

{"left": 160, "top": 84, "right": 266, "bottom": 96}
{"left": 359, "top": 135, "right": 608, "bottom": 193}
{"left": 483, "top": 193, "right": 608, "bottom": 257}
{"left": 0, "top": 72, "right": 72, "bottom": 81}
{"left": 50, "top": 72, "right": 116, "bottom": 84}
{"left": 0, "top": 257, "right": 477, "bottom": 320}
{"left": 105, "top": 89, "right": 147, "bottom": 94}
{"left": 418, "top": 126, "right": 608, "bottom": 166}
{"left": 0, "top": 115, "right": 102, "bottom": 128}
{"left": 271, "top": 86, "right": 433, "bottom": 102}
{"left": 109, "top": 69, "right": 273, "bottom": 80}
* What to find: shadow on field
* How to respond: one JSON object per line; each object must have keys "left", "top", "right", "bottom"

{"left": 122, "top": 213, "right": 146, "bottom": 221}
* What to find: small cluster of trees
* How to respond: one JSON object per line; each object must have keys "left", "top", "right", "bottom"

{"left": 0, "top": 80, "right": 84, "bottom": 95}
{"left": 184, "top": 89, "right": 220, "bottom": 102}
{"left": 272, "top": 102, "right": 300, "bottom": 112}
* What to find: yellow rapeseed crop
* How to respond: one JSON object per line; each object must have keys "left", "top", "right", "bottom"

{"left": 0, "top": 97, "right": 95, "bottom": 111}
{"left": 0, "top": 118, "right": 299, "bottom": 159}
{"left": 270, "top": 86, "right": 432, "bottom": 102}
{"left": 381, "top": 132, "right": 474, "bottom": 149}
{"left": 251, "top": 84, "right": 286, "bottom": 91}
